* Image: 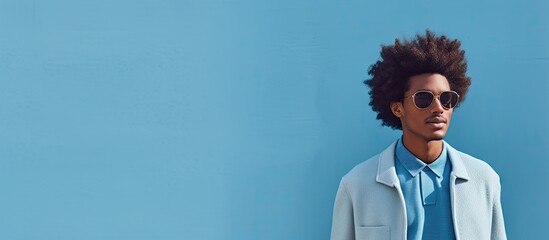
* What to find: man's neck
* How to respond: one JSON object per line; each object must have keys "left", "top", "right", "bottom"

{"left": 401, "top": 134, "right": 443, "bottom": 164}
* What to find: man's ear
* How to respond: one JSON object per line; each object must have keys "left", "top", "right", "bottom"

{"left": 391, "top": 102, "right": 403, "bottom": 118}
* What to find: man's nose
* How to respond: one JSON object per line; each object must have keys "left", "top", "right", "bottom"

{"left": 430, "top": 97, "right": 445, "bottom": 114}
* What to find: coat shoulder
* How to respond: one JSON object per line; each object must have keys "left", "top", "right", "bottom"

{"left": 340, "top": 154, "right": 380, "bottom": 186}
{"left": 456, "top": 150, "right": 501, "bottom": 183}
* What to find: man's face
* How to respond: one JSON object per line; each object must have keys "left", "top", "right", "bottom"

{"left": 393, "top": 73, "right": 454, "bottom": 142}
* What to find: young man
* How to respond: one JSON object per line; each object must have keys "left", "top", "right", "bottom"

{"left": 330, "top": 31, "right": 506, "bottom": 240}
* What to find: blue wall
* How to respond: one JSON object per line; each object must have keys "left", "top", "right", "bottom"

{"left": 0, "top": 0, "right": 547, "bottom": 239}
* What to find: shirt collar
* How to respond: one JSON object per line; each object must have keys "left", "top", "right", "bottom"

{"left": 395, "top": 136, "right": 448, "bottom": 178}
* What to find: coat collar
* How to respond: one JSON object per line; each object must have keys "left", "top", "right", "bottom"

{"left": 376, "top": 139, "right": 470, "bottom": 187}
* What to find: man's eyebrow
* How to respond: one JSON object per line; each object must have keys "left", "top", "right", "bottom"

{"left": 414, "top": 88, "right": 450, "bottom": 92}
{"left": 411, "top": 88, "right": 433, "bottom": 93}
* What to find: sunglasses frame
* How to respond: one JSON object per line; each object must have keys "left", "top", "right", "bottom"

{"left": 402, "top": 90, "right": 460, "bottom": 110}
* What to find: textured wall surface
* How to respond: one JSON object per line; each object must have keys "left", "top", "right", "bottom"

{"left": 0, "top": 0, "right": 547, "bottom": 239}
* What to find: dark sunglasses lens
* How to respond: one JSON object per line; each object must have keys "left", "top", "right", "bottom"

{"left": 440, "top": 92, "right": 459, "bottom": 109}
{"left": 414, "top": 92, "right": 434, "bottom": 108}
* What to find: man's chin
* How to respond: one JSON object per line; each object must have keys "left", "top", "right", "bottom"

{"left": 429, "top": 134, "right": 446, "bottom": 141}
{"left": 426, "top": 131, "right": 446, "bottom": 141}
{"left": 428, "top": 136, "right": 444, "bottom": 141}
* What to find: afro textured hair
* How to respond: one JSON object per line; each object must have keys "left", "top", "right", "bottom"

{"left": 364, "top": 30, "right": 471, "bottom": 130}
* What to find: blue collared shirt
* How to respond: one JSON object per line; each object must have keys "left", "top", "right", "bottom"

{"left": 395, "top": 137, "right": 455, "bottom": 240}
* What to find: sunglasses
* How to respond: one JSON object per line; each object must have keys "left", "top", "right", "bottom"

{"left": 402, "top": 90, "right": 460, "bottom": 109}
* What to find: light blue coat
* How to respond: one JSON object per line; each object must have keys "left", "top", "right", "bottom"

{"left": 331, "top": 140, "right": 507, "bottom": 240}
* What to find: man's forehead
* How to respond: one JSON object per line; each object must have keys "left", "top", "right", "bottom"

{"left": 407, "top": 73, "right": 451, "bottom": 92}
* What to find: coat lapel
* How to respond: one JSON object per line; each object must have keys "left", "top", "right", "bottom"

{"left": 445, "top": 141, "right": 470, "bottom": 181}
{"left": 375, "top": 141, "right": 400, "bottom": 187}
{"left": 445, "top": 141, "right": 470, "bottom": 240}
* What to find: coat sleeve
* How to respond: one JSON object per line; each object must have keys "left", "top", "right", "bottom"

{"left": 331, "top": 179, "right": 355, "bottom": 240}
{"left": 491, "top": 176, "right": 507, "bottom": 240}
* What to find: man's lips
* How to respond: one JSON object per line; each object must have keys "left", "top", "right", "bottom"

{"left": 425, "top": 116, "right": 447, "bottom": 124}
{"left": 425, "top": 116, "right": 447, "bottom": 129}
